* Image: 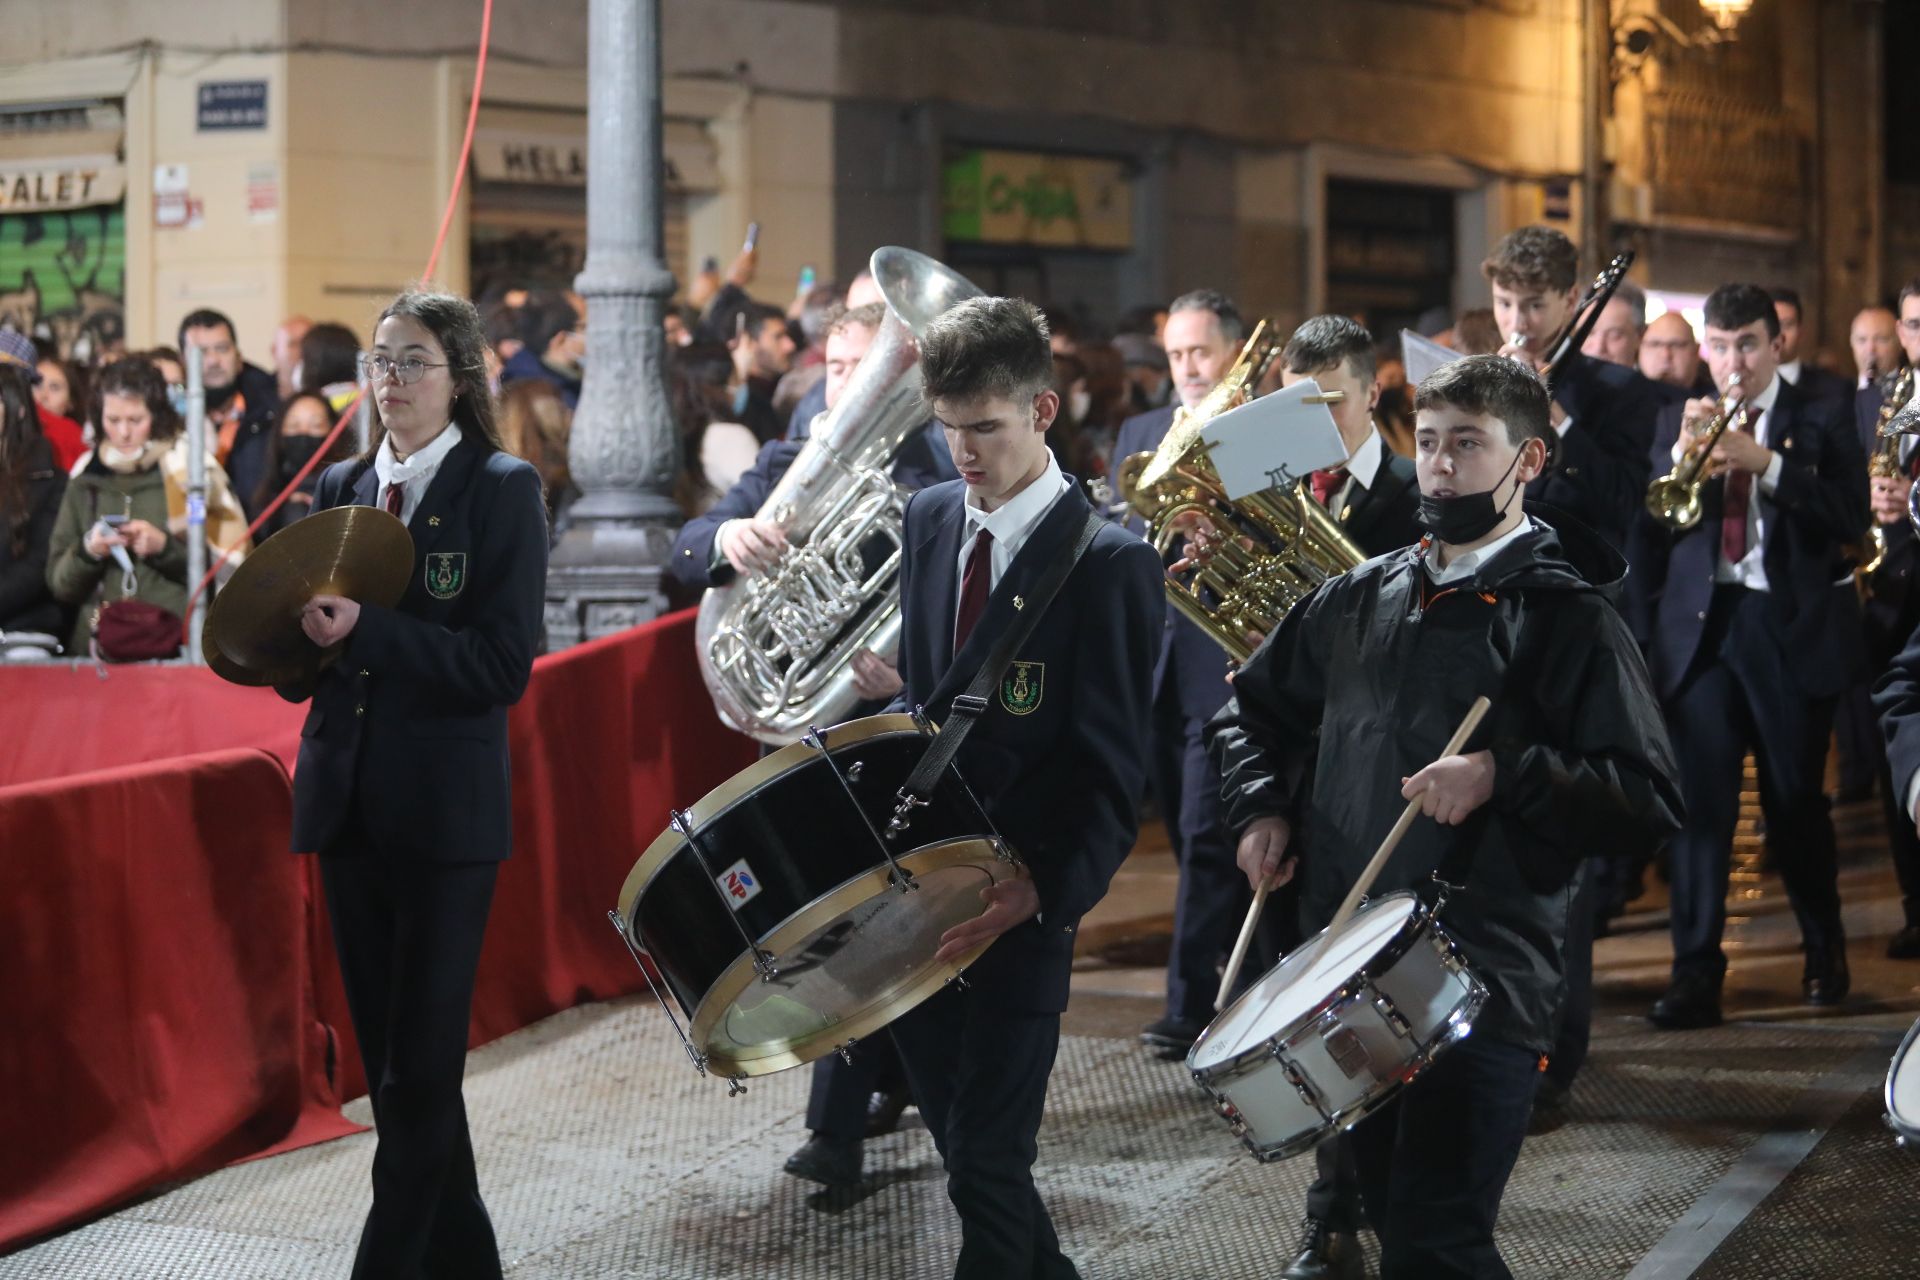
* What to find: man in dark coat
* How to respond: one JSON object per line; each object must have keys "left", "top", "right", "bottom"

{"left": 179, "top": 308, "right": 281, "bottom": 521}
{"left": 1626, "top": 283, "right": 1868, "bottom": 1029}
{"left": 1210, "top": 354, "right": 1682, "bottom": 1280}
{"left": 885, "top": 296, "right": 1162, "bottom": 1279}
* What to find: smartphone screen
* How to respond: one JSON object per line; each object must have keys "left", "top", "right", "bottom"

{"left": 744, "top": 221, "right": 760, "bottom": 252}
{"left": 798, "top": 265, "right": 816, "bottom": 293}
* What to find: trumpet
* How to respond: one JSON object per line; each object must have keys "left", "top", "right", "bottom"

{"left": 1644, "top": 373, "right": 1750, "bottom": 531}
{"left": 1862, "top": 362, "right": 1918, "bottom": 579}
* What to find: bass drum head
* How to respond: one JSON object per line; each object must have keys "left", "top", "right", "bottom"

{"left": 1190, "top": 893, "right": 1419, "bottom": 1074}
{"left": 1889, "top": 1014, "right": 1920, "bottom": 1146}
{"left": 690, "top": 837, "right": 1008, "bottom": 1078}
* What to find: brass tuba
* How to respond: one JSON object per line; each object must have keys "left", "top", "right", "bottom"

{"left": 694, "top": 247, "right": 981, "bottom": 744}
{"left": 1116, "top": 321, "right": 1364, "bottom": 662}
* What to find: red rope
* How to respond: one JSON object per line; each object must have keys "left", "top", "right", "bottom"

{"left": 179, "top": 0, "right": 496, "bottom": 644}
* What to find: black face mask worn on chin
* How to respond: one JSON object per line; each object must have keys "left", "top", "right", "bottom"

{"left": 1416, "top": 448, "right": 1525, "bottom": 546}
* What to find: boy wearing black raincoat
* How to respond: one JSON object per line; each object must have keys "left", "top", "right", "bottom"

{"left": 1207, "top": 354, "right": 1683, "bottom": 1280}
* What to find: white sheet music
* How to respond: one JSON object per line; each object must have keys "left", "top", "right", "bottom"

{"left": 1401, "top": 328, "right": 1465, "bottom": 386}
{"left": 1200, "top": 379, "right": 1350, "bottom": 501}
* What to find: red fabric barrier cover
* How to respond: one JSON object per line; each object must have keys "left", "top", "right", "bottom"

{"left": 0, "top": 665, "right": 305, "bottom": 789}
{"left": 0, "top": 750, "right": 360, "bottom": 1251}
{"left": 0, "top": 610, "right": 757, "bottom": 1243}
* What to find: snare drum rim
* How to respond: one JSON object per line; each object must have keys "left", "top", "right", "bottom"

{"left": 616, "top": 713, "right": 928, "bottom": 925}
{"left": 1886, "top": 1013, "right": 1920, "bottom": 1144}
{"left": 1188, "top": 890, "right": 1438, "bottom": 1081}
{"left": 689, "top": 835, "right": 1009, "bottom": 1078}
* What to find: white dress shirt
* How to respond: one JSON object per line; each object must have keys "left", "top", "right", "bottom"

{"left": 1426, "top": 515, "right": 1540, "bottom": 586}
{"left": 956, "top": 454, "right": 1073, "bottom": 600}
{"left": 1327, "top": 427, "right": 1386, "bottom": 509}
{"left": 375, "top": 422, "right": 463, "bottom": 526}
{"left": 1709, "top": 373, "right": 1787, "bottom": 591}
{"left": 1780, "top": 359, "right": 1804, "bottom": 387}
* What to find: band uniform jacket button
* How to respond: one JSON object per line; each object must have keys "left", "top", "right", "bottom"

{"left": 355, "top": 704, "right": 366, "bottom": 716}
{"left": 1697, "top": 611, "right": 1707, "bottom": 621}
{"left": 1566, "top": 465, "right": 1580, "bottom": 477}
{"left": 359, "top": 668, "right": 370, "bottom": 678}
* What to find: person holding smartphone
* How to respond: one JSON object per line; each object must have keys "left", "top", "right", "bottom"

{"left": 278, "top": 289, "right": 549, "bottom": 1280}
{"left": 44, "top": 357, "right": 201, "bottom": 653}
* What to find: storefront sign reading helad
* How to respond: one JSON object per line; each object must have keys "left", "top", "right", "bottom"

{"left": 0, "top": 163, "right": 125, "bottom": 213}
{"left": 717, "top": 859, "right": 762, "bottom": 911}
{"left": 943, "top": 148, "right": 1133, "bottom": 251}
{"left": 197, "top": 81, "right": 268, "bottom": 132}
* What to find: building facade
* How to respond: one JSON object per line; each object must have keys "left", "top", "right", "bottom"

{"left": 0, "top": 0, "right": 1890, "bottom": 366}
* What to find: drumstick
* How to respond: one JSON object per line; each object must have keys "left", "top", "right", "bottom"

{"left": 1214, "top": 875, "right": 1271, "bottom": 1011}
{"left": 1327, "top": 695, "right": 1491, "bottom": 934}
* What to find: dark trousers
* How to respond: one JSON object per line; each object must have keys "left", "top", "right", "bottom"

{"left": 320, "top": 854, "right": 502, "bottom": 1280}
{"left": 888, "top": 986, "right": 1079, "bottom": 1280}
{"left": 1878, "top": 754, "right": 1920, "bottom": 928}
{"left": 1834, "top": 678, "right": 1883, "bottom": 794}
{"left": 1545, "top": 858, "right": 1598, "bottom": 1091}
{"left": 805, "top": 1034, "right": 906, "bottom": 1142}
{"left": 1152, "top": 680, "right": 1242, "bottom": 1024}
{"left": 1665, "top": 587, "right": 1846, "bottom": 983}
{"left": 1347, "top": 1035, "right": 1540, "bottom": 1280}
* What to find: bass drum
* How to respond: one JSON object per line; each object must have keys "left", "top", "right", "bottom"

{"left": 615, "top": 713, "right": 1014, "bottom": 1080}
{"left": 1888, "top": 1013, "right": 1920, "bottom": 1148}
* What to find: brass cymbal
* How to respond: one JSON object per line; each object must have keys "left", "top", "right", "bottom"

{"left": 204, "top": 505, "right": 413, "bottom": 687}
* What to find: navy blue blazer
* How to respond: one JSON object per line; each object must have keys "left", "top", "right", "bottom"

{"left": 1789, "top": 363, "right": 1854, "bottom": 417}
{"left": 666, "top": 424, "right": 959, "bottom": 591}
{"left": 279, "top": 436, "right": 550, "bottom": 859}
{"left": 1872, "top": 614, "right": 1920, "bottom": 811}
{"left": 1625, "top": 376, "right": 1868, "bottom": 700}
{"left": 892, "top": 479, "right": 1163, "bottom": 1012}
{"left": 1528, "top": 353, "right": 1661, "bottom": 552}
{"left": 1113, "top": 404, "right": 1232, "bottom": 721}
{"left": 1335, "top": 450, "right": 1423, "bottom": 558}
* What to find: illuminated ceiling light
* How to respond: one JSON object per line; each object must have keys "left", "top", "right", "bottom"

{"left": 1699, "top": 0, "right": 1753, "bottom": 32}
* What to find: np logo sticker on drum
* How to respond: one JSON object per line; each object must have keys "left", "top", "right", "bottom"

{"left": 718, "top": 860, "right": 762, "bottom": 910}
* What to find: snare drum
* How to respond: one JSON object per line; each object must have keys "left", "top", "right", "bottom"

{"left": 1187, "top": 891, "right": 1487, "bottom": 1161}
{"left": 614, "top": 713, "right": 1015, "bottom": 1081}
{"left": 1887, "top": 1013, "right": 1920, "bottom": 1148}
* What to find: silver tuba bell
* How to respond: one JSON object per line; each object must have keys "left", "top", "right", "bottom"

{"left": 694, "top": 247, "right": 982, "bottom": 744}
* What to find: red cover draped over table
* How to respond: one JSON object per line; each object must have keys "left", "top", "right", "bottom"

{"left": 0, "top": 610, "right": 758, "bottom": 1251}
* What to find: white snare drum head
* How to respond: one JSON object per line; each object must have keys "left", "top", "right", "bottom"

{"left": 1890, "top": 1016, "right": 1920, "bottom": 1139}
{"left": 1193, "top": 895, "right": 1417, "bottom": 1070}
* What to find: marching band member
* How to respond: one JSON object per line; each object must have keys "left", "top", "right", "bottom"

{"left": 1210, "top": 354, "right": 1680, "bottom": 1279}
{"left": 1113, "top": 289, "right": 1248, "bottom": 1058}
{"left": 886, "top": 296, "right": 1161, "bottom": 1278}
{"left": 281, "top": 291, "right": 550, "bottom": 1280}
{"left": 1487, "top": 226, "right": 1661, "bottom": 552}
{"left": 1628, "top": 284, "right": 1868, "bottom": 1029}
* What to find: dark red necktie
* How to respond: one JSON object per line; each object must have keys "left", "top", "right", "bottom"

{"left": 384, "top": 479, "right": 405, "bottom": 518}
{"left": 953, "top": 527, "right": 994, "bottom": 651}
{"left": 1310, "top": 469, "right": 1343, "bottom": 509}
{"left": 1721, "top": 411, "right": 1755, "bottom": 564}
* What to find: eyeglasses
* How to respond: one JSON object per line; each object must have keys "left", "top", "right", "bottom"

{"left": 1900, "top": 319, "right": 1920, "bottom": 335}
{"left": 362, "top": 354, "right": 448, "bottom": 385}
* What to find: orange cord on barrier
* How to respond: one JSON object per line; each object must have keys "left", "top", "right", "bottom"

{"left": 180, "top": 0, "right": 496, "bottom": 647}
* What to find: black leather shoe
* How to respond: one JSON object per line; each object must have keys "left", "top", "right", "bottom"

{"left": 783, "top": 1134, "right": 862, "bottom": 1188}
{"left": 1802, "top": 953, "right": 1851, "bottom": 1006}
{"left": 1889, "top": 924, "right": 1920, "bottom": 960}
{"left": 1649, "top": 974, "right": 1722, "bottom": 1030}
{"left": 1280, "top": 1217, "right": 1365, "bottom": 1280}
{"left": 1140, "top": 1015, "right": 1206, "bottom": 1053}
{"left": 864, "top": 1087, "right": 911, "bottom": 1138}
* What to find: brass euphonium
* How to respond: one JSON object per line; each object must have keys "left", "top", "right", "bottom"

{"left": 1861, "top": 361, "right": 1916, "bottom": 579}
{"left": 1116, "top": 321, "right": 1364, "bottom": 662}
{"left": 1645, "top": 373, "right": 1751, "bottom": 531}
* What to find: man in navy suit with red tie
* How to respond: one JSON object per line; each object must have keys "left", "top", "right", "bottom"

{"left": 1628, "top": 283, "right": 1869, "bottom": 1029}
{"left": 885, "top": 296, "right": 1162, "bottom": 1279}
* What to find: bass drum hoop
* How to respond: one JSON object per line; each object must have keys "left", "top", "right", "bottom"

{"left": 616, "top": 712, "right": 927, "bottom": 920}
{"left": 1887, "top": 1012, "right": 1920, "bottom": 1147}
{"left": 688, "top": 835, "right": 1008, "bottom": 1078}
